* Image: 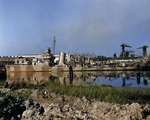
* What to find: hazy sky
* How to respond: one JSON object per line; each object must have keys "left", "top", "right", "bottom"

{"left": 0, "top": 0, "right": 150, "bottom": 57}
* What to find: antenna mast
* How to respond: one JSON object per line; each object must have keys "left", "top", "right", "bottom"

{"left": 53, "top": 36, "right": 56, "bottom": 55}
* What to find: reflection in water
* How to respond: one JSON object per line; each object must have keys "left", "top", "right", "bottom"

{"left": 121, "top": 73, "right": 132, "bottom": 87}
{"left": 4, "top": 71, "right": 150, "bottom": 89}
{"left": 136, "top": 72, "right": 150, "bottom": 86}
{"left": 137, "top": 77, "right": 141, "bottom": 85}
{"left": 69, "top": 65, "right": 73, "bottom": 84}
{"left": 5, "top": 72, "right": 54, "bottom": 88}
{"left": 58, "top": 72, "right": 98, "bottom": 86}
{"left": 5, "top": 71, "right": 100, "bottom": 88}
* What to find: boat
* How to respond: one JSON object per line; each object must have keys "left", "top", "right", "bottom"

{"left": 5, "top": 64, "right": 137, "bottom": 72}
{"left": 5, "top": 48, "right": 137, "bottom": 73}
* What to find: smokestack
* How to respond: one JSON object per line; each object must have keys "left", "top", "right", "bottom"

{"left": 58, "top": 51, "right": 66, "bottom": 66}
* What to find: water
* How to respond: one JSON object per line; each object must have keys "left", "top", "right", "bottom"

{"left": 95, "top": 72, "right": 150, "bottom": 88}
{"left": 1, "top": 71, "right": 150, "bottom": 88}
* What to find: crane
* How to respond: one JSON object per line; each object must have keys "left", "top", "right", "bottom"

{"left": 120, "top": 43, "right": 132, "bottom": 57}
{"left": 120, "top": 43, "right": 132, "bottom": 52}
{"left": 137, "top": 45, "right": 148, "bottom": 57}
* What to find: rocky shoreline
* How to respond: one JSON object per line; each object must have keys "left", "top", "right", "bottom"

{"left": 1, "top": 88, "right": 150, "bottom": 120}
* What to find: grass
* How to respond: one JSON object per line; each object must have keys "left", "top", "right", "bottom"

{"left": 1, "top": 76, "right": 150, "bottom": 105}
{"left": 0, "top": 79, "right": 5, "bottom": 88}
{"left": 0, "top": 89, "right": 30, "bottom": 120}
{"left": 44, "top": 80, "right": 150, "bottom": 104}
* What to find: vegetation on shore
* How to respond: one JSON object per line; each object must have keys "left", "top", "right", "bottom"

{"left": 0, "top": 78, "right": 150, "bottom": 119}
{"left": 1, "top": 77, "right": 150, "bottom": 105}
{"left": 0, "top": 89, "right": 31, "bottom": 119}
{"left": 44, "top": 80, "right": 150, "bottom": 104}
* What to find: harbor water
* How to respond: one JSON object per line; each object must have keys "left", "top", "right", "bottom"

{"left": 1, "top": 71, "right": 150, "bottom": 88}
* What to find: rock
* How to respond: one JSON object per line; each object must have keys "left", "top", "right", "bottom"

{"left": 143, "top": 104, "right": 150, "bottom": 119}
{"left": 146, "top": 115, "right": 150, "bottom": 120}
{"left": 128, "top": 103, "right": 143, "bottom": 119}
{"left": 4, "top": 82, "right": 8, "bottom": 88}
{"left": 50, "top": 93, "right": 57, "bottom": 98}
{"left": 72, "top": 96, "right": 91, "bottom": 112}
{"left": 22, "top": 110, "right": 34, "bottom": 118}
{"left": 125, "top": 115, "right": 131, "bottom": 120}
{"left": 30, "top": 89, "right": 38, "bottom": 98}
{"left": 18, "top": 93, "right": 150, "bottom": 120}
{"left": 22, "top": 100, "right": 44, "bottom": 119}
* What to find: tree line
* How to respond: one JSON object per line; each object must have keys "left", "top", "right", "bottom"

{"left": 93, "top": 51, "right": 139, "bottom": 61}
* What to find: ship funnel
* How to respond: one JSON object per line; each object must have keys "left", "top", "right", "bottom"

{"left": 58, "top": 51, "right": 66, "bottom": 66}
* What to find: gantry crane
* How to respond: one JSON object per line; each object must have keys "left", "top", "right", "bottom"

{"left": 137, "top": 45, "right": 148, "bottom": 57}
{"left": 120, "top": 43, "right": 132, "bottom": 57}
{"left": 121, "top": 43, "right": 132, "bottom": 52}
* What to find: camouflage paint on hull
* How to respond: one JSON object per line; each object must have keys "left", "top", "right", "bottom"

{"left": 59, "top": 66, "right": 137, "bottom": 71}
{"left": 5, "top": 65, "right": 137, "bottom": 72}
{"left": 5, "top": 65, "right": 51, "bottom": 72}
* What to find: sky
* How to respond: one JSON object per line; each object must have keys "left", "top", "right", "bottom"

{"left": 0, "top": 0, "right": 150, "bottom": 57}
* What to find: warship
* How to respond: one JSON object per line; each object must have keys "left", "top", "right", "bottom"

{"left": 5, "top": 47, "right": 137, "bottom": 73}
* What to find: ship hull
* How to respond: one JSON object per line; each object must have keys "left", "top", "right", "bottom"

{"left": 5, "top": 65, "right": 137, "bottom": 72}
{"left": 5, "top": 65, "right": 52, "bottom": 72}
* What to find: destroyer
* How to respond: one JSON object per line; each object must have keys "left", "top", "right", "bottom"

{"left": 5, "top": 48, "right": 137, "bottom": 72}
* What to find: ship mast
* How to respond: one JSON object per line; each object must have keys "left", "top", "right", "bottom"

{"left": 53, "top": 36, "right": 56, "bottom": 55}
